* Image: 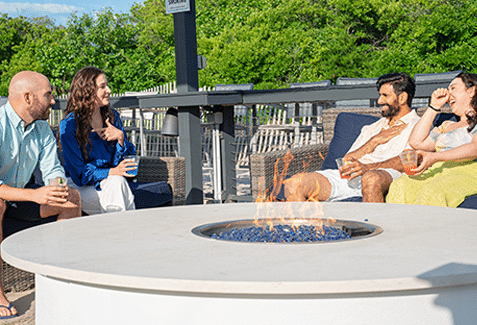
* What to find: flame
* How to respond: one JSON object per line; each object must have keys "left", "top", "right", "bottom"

{"left": 302, "top": 153, "right": 312, "bottom": 173}
{"left": 268, "top": 150, "right": 294, "bottom": 202}
{"left": 255, "top": 176, "right": 268, "bottom": 203}
{"left": 253, "top": 150, "right": 330, "bottom": 234}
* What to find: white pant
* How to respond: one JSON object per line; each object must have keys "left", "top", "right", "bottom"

{"left": 68, "top": 176, "right": 136, "bottom": 215}
{"left": 317, "top": 168, "right": 403, "bottom": 202}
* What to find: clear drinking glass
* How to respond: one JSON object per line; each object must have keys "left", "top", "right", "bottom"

{"left": 335, "top": 158, "right": 351, "bottom": 179}
{"left": 124, "top": 155, "right": 139, "bottom": 176}
{"left": 336, "top": 158, "right": 361, "bottom": 189}
{"left": 48, "top": 177, "right": 67, "bottom": 187}
{"left": 399, "top": 151, "right": 418, "bottom": 176}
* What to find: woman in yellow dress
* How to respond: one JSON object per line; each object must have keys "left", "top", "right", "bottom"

{"left": 387, "top": 72, "right": 477, "bottom": 207}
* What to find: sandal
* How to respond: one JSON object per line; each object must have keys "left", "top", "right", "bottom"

{"left": 0, "top": 303, "right": 18, "bottom": 319}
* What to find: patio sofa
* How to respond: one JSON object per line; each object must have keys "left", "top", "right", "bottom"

{"left": 250, "top": 107, "right": 477, "bottom": 209}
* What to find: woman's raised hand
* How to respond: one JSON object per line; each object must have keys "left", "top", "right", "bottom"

{"left": 430, "top": 88, "right": 449, "bottom": 110}
{"left": 92, "top": 118, "right": 124, "bottom": 146}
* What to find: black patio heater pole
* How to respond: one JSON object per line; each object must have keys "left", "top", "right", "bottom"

{"left": 171, "top": 0, "right": 203, "bottom": 204}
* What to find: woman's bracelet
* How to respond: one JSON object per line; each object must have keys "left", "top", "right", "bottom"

{"left": 429, "top": 104, "right": 441, "bottom": 112}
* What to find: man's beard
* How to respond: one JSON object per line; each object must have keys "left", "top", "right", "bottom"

{"left": 381, "top": 100, "right": 400, "bottom": 118}
{"left": 31, "top": 98, "right": 51, "bottom": 121}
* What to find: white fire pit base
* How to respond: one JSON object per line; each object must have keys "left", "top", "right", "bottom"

{"left": 3, "top": 202, "right": 477, "bottom": 324}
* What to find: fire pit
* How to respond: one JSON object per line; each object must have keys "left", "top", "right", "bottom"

{"left": 3, "top": 202, "right": 477, "bottom": 325}
{"left": 192, "top": 218, "right": 383, "bottom": 243}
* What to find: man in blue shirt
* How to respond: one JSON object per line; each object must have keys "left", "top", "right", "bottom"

{"left": 0, "top": 71, "right": 82, "bottom": 319}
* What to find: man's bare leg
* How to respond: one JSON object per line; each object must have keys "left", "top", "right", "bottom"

{"left": 0, "top": 200, "right": 18, "bottom": 318}
{"left": 40, "top": 188, "right": 81, "bottom": 220}
{"left": 361, "top": 170, "right": 393, "bottom": 202}
{"left": 284, "top": 172, "right": 333, "bottom": 201}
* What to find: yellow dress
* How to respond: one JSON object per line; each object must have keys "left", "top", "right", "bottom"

{"left": 386, "top": 160, "right": 477, "bottom": 207}
{"left": 386, "top": 121, "right": 477, "bottom": 207}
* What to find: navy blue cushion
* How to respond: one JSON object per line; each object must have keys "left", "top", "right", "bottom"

{"left": 321, "top": 112, "right": 380, "bottom": 170}
{"left": 432, "top": 112, "right": 458, "bottom": 126}
{"left": 456, "top": 196, "right": 477, "bottom": 209}
{"left": 129, "top": 181, "right": 172, "bottom": 209}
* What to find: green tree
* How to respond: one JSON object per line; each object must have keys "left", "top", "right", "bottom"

{"left": 35, "top": 10, "right": 140, "bottom": 94}
{"left": 197, "top": 0, "right": 329, "bottom": 89}
{"left": 130, "top": 0, "right": 176, "bottom": 86}
{"left": 30, "top": 8, "right": 173, "bottom": 95}
{"left": 0, "top": 45, "right": 44, "bottom": 95}
{"left": 0, "top": 15, "right": 33, "bottom": 65}
{"left": 0, "top": 15, "right": 51, "bottom": 95}
{"left": 1, "top": 0, "right": 477, "bottom": 95}
{"left": 367, "top": 0, "right": 477, "bottom": 75}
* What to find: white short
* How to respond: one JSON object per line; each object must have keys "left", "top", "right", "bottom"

{"left": 316, "top": 168, "right": 403, "bottom": 202}
{"left": 68, "top": 175, "right": 135, "bottom": 215}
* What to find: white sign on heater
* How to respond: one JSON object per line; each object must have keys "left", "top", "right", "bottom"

{"left": 165, "top": 0, "right": 190, "bottom": 14}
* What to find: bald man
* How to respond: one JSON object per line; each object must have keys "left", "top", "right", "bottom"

{"left": 0, "top": 71, "right": 81, "bottom": 319}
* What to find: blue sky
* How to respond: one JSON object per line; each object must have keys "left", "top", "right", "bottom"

{"left": 0, "top": 0, "right": 142, "bottom": 25}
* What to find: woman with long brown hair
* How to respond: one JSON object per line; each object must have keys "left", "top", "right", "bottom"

{"left": 59, "top": 66, "right": 137, "bottom": 214}
{"left": 387, "top": 71, "right": 477, "bottom": 206}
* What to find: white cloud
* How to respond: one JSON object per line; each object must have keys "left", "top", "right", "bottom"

{"left": 0, "top": 2, "right": 83, "bottom": 16}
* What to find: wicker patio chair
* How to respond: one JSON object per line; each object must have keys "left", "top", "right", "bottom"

{"left": 1, "top": 262, "right": 35, "bottom": 293}
{"left": 322, "top": 107, "right": 383, "bottom": 144}
{"left": 250, "top": 144, "right": 328, "bottom": 199}
{"left": 136, "top": 156, "right": 186, "bottom": 206}
{"left": 249, "top": 107, "right": 375, "bottom": 200}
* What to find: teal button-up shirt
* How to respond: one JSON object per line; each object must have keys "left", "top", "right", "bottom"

{"left": 0, "top": 101, "right": 65, "bottom": 188}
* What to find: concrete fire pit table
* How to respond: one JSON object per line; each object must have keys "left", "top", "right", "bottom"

{"left": 2, "top": 202, "right": 477, "bottom": 324}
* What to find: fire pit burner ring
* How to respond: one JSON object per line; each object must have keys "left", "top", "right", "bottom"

{"left": 192, "top": 218, "right": 383, "bottom": 244}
